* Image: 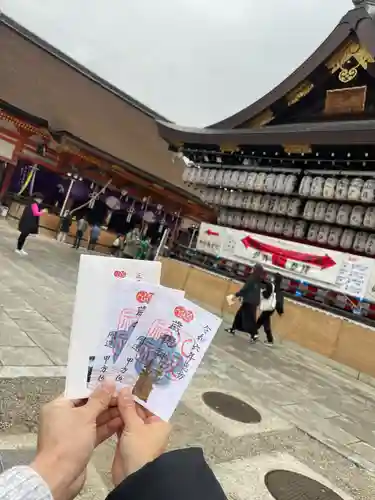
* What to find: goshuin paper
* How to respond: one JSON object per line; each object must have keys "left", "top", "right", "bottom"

{"left": 111, "top": 294, "right": 222, "bottom": 421}
{"left": 65, "top": 255, "right": 161, "bottom": 399}
{"left": 88, "top": 279, "right": 184, "bottom": 390}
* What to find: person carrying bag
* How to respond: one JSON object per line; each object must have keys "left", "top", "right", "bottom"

{"left": 257, "top": 278, "right": 277, "bottom": 346}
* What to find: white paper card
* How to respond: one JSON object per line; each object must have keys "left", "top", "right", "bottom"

{"left": 111, "top": 295, "right": 222, "bottom": 421}
{"left": 88, "top": 279, "right": 184, "bottom": 390}
{"left": 65, "top": 255, "right": 161, "bottom": 399}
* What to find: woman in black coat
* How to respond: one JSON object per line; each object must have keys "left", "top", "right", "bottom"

{"left": 16, "top": 193, "right": 45, "bottom": 255}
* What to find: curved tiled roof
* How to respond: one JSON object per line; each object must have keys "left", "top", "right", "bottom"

{"left": 209, "top": 5, "right": 375, "bottom": 129}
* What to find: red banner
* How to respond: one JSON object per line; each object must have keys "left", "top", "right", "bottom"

{"left": 241, "top": 235, "right": 336, "bottom": 270}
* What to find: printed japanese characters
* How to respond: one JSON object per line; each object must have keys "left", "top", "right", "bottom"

{"left": 110, "top": 295, "right": 222, "bottom": 421}
{"left": 88, "top": 280, "right": 184, "bottom": 391}
{"left": 65, "top": 255, "right": 162, "bottom": 399}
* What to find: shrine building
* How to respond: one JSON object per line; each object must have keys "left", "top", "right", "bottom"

{"left": 0, "top": 13, "right": 214, "bottom": 246}
{"left": 155, "top": 1, "right": 375, "bottom": 377}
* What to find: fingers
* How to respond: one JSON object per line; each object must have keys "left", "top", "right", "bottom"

{"left": 118, "top": 388, "right": 142, "bottom": 430}
{"left": 96, "top": 406, "right": 120, "bottom": 427}
{"left": 85, "top": 380, "right": 115, "bottom": 419}
{"left": 96, "top": 416, "right": 123, "bottom": 446}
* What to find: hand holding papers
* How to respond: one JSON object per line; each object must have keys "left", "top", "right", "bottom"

{"left": 65, "top": 255, "right": 222, "bottom": 420}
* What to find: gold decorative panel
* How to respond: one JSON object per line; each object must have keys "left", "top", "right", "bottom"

{"left": 244, "top": 109, "right": 274, "bottom": 128}
{"left": 325, "top": 40, "right": 374, "bottom": 83}
{"left": 283, "top": 144, "right": 312, "bottom": 154}
{"left": 286, "top": 81, "right": 314, "bottom": 106}
{"left": 220, "top": 144, "right": 238, "bottom": 152}
{"left": 324, "top": 86, "right": 367, "bottom": 115}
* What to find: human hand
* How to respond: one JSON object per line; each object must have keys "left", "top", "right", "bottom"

{"left": 111, "top": 388, "right": 171, "bottom": 486}
{"left": 31, "top": 381, "right": 122, "bottom": 500}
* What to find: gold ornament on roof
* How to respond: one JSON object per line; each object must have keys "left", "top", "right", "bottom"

{"left": 246, "top": 109, "right": 274, "bottom": 128}
{"left": 325, "top": 40, "right": 374, "bottom": 83}
{"left": 286, "top": 81, "right": 314, "bottom": 106}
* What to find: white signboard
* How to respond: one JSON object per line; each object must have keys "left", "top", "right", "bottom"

{"left": 197, "top": 223, "right": 374, "bottom": 300}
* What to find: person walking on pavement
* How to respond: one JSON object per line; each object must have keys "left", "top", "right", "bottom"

{"left": 256, "top": 276, "right": 277, "bottom": 346}
{"left": 225, "top": 263, "right": 264, "bottom": 342}
{"left": 88, "top": 223, "right": 101, "bottom": 251}
{"left": 57, "top": 210, "right": 72, "bottom": 243}
{"left": 72, "top": 216, "right": 88, "bottom": 249}
{"left": 15, "top": 193, "right": 47, "bottom": 256}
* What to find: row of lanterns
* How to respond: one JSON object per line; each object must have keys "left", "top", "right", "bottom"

{"left": 183, "top": 167, "right": 297, "bottom": 194}
{"left": 184, "top": 166, "right": 375, "bottom": 203}
{"left": 218, "top": 209, "right": 375, "bottom": 255}
{"left": 303, "top": 202, "right": 375, "bottom": 229}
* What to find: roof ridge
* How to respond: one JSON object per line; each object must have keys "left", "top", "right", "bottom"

{"left": 0, "top": 11, "right": 171, "bottom": 123}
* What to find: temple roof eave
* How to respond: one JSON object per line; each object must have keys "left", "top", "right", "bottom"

{"left": 157, "top": 119, "right": 375, "bottom": 147}
{"left": 208, "top": 6, "right": 375, "bottom": 130}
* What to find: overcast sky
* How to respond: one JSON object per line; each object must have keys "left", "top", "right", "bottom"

{"left": 2, "top": 0, "right": 353, "bottom": 126}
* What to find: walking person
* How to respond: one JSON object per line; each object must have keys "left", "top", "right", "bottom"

{"left": 225, "top": 263, "right": 264, "bottom": 342}
{"left": 72, "top": 216, "right": 88, "bottom": 249}
{"left": 88, "top": 223, "right": 101, "bottom": 251}
{"left": 15, "top": 192, "right": 46, "bottom": 256}
{"left": 257, "top": 276, "right": 277, "bottom": 346}
{"left": 57, "top": 210, "right": 72, "bottom": 243}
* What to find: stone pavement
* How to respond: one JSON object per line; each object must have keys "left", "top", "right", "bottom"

{"left": 0, "top": 219, "right": 375, "bottom": 499}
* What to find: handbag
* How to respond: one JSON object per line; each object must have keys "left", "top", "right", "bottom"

{"left": 260, "top": 283, "right": 276, "bottom": 312}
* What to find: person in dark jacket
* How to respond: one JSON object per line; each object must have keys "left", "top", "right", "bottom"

{"left": 57, "top": 210, "right": 72, "bottom": 243}
{"left": 0, "top": 383, "right": 228, "bottom": 500}
{"left": 225, "top": 263, "right": 264, "bottom": 341}
{"left": 15, "top": 193, "right": 45, "bottom": 256}
{"left": 256, "top": 273, "right": 284, "bottom": 346}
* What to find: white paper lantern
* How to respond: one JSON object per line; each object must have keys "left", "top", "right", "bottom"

{"left": 287, "top": 198, "right": 301, "bottom": 217}
{"left": 265, "top": 216, "right": 276, "bottom": 233}
{"left": 213, "top": 190, "right": 222, "bottom": 205}
{"left": 340, "top": 229, "right": 355, "bottom": 250}
{"left": 310, "top": 176, "right": 325, "bottom": 197}
{"left": 233, "top": 212, "right": 242, "bottom": 226}
{"left": 242, "top": 193, "right": 252, "bottom": 210}
{"left": 335, "top": 178, "right": 350, "bottom": 200}
{"left": 363, "top": 207, "right": 375, "bottom": 229}
{"left": 228, "top": 191, "right": 237, "bottom": 207}
{"left": 365, "top": 234, "right": 375, "bottom": 256}
{"left": 207, "top": 169, "right": 217, "bottom": 185}
{"left": 325, "top": 203, "right": 338, "bottom": 224}
{"left": 245, "top": 172, "right": 257, "bottom": 190}
{"left": 327, "top": 227, "right": 342, "bottom": 247}
{"left": 256, "top": 214, "right": 267, "bottom": 231}
{"left": 259, "top": 194, "right": 271, "bottom": 212}
{"left": 348, "top": 178, "right": 364, "bottom": 201}
{"left": 251, "top": 194, "right": 262, "bottom": 211}
{"left": 314, "top": 202, "right": 328, "bottom": 221}
{"left": 238, "top": 171, "right": 248, "bottom": 189}
{"left": 274, "top": 217, "right": 285, "bottom": 234}
{"left": 323, "top": 178, "right": 337, "bottom": 199}
{"left": 317, "top": 225, "right": 330, "bottom": 245}
{"left": 284, "top": 174, "right": 297, "bottom": 194}
{"left": 243, "top": 213, "right": 252, "bottom": 228}
{"left": 221, "top": 190, "right": 230, "bottom": 206}
{"left": 214, "top": 170, "right": 224, "bottom": 186}
{"left": 268, "top": 196, "right": 280, "bottom": 214}
{"left": 361, "top": 179, "right": 375, "bottom": 203}
{"left": 350, "top": 205, "right": 365, "bottom": 227}
{"left": 353, "top": 231, "right": 368, "bottom": 253}
{"left": 278, "top": 197, "right": 289, "bottom": 215}
{"left": 294, "top": 220, "right": 307, "bottom": 239}
{"left": 336, "top": 204, "right": 352, "bottom": 226}
{"left": 299, "top": 176, "right": 312, "bottom": 196}
{"left": 307, "top": 223, "right": 320, "bottom": 242}
{"left": 264, "top": 174, "right": 277, "bottom": 193}
{"left": 249, "top": 214, "right": 258, "bottom": 229}
{"left": 283, "top": 220, "right": 295, "bottom": 237}
{"left": 229, "top": 170, "right": 241, "bottom": 188}
{"left": 233, "top": 192, "right": 243, "bottom": 208}
{"left": 274, "top": 174, "right": 286, "bottom": 194}
{"left": 303, "top": 200, "right": 316, "bottom": 220}
{"left": 222, "top": 170, "right": 232, "bottom": 187}
{"left": 254, "top": 172, "right": 267, "bottom": 191}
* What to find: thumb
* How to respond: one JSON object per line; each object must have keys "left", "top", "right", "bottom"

{"left": 85, "top": 379, "right": 115, "bottom": 419}
{"left": 118, "top": 387, "right": 142, "bottom": 431}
